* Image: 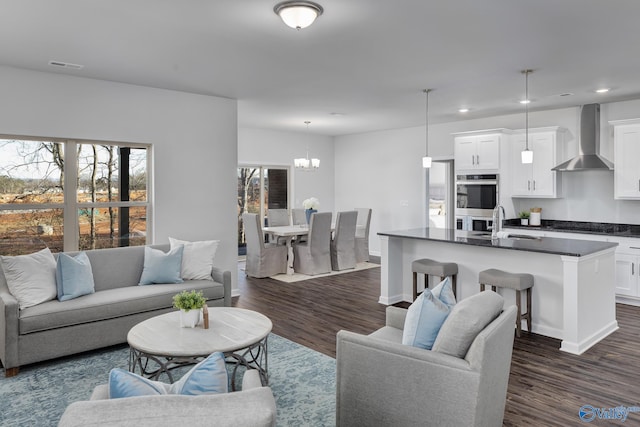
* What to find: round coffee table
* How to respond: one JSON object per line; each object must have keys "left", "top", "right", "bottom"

{"left": 127, "top": 307, "right": 272, "bottom": 389}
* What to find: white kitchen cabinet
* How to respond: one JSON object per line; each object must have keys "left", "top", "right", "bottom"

{"left": 610, "top": 119, "right": 640, "bottom": 199}
{"left": 453, "top": 129, "right": 510, "bottom": 172}
{"left": 510, "top": 127, "right": 566, "bottom": 198}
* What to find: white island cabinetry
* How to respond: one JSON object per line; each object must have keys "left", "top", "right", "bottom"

{"left": 510, "top": 127, "right": 566, "bottom": 198}
{"left": 453, "top": 129, "right": 511, "bottom": 172}
{"left": 610, "top": 119, "right": 640, "bottom": 199}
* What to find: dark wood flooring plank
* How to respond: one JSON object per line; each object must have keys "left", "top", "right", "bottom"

{"left": 233, "top": 263, "right": 640, "bottom": 426}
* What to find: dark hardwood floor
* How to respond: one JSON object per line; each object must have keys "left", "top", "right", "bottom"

{"left": 233, "top": 263, "right": 640, "bottom": 426}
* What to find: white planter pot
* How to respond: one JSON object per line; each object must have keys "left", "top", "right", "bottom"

{"left": 521, "top": 218, "right": 529, "bottom": 226}
{"left": 179, "top": 308, "right": 201, "bottom": 328}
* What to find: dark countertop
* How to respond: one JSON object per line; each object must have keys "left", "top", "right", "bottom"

{"left": 504, "top": 219, "right": 640, "bottom": 238}
{"left": 378, "top": 228, "right": 618, "bottom": 257}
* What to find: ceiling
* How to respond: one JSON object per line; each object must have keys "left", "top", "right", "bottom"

{"left": 2, "top": 0, "right": 640, "bottom": 136}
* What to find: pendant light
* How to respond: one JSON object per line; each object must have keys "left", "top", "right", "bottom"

{"left": 422, "top": 89, "right": 432, "bottom": 168}
{"left": 274, "top": 1, "right": 323, "bottom": 30}
{"left": 521, "top": 70, "right": 534, "bottom": 164}
{"left": 294, "top": 121, "right": 320, "bottom": 170}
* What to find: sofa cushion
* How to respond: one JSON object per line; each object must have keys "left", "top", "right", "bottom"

{"left": 169, "top": 238, "right": 220, "bottom": 281}
{"left": 432, "top": 290, "right": 504, "bottom": 358}
{"left": 19, "top": 280, "right": 224, "bottom": 334}
{"left": 139, "top": 246, "right": 184, "bottom": 285}
{"left": 1, "top": 248, "right": 57, "bottom": 309}
{"left": 56, "top": 252, "right": 95, "bottom": 302}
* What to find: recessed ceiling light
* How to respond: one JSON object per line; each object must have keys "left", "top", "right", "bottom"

{"left": 559, "top": 92, "right": 574, "bottom": 97}
{"left": 48, "top": 60, "right": 84, "bottom": 70}
{"left": 519, "top": 99, "right": 531, "bottom": 105}
{"left": 458, "top": 108, "right": 469, "bottom": 113}
{"left": 595, "top": 88, "right": 610, "bottom": 93}
{"left": 329, "top": 112, "right": 345, "bottom": 116}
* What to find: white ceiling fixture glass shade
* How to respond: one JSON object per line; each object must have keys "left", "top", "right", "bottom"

{"left": 422, "top": 89, "right": 432, "bottom": 168}
{"left": 521, "top": 69, "right": 533, "bottom": 164}
{"left": 294, "top": 121, "right": 320, "bottom": 171}
{"left": 274, "top": 1, "right": 323, "bottom": 30}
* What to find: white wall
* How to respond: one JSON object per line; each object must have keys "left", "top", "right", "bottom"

{"left": 0, "top": 66, "right": 239, "bottom": 290}
{"left": 335, "top": 101, "right": 640, "bottom": 256}
{"left": 238, "top": 127, "right": 335, "bottom": 213}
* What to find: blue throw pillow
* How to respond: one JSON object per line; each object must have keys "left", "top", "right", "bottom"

{"left": 138, "top": 245, "right": 184, "bottom": 285}
{"left": 109, "top": 352, "right": 228, "bottom": 399}
{"left": 402, "top": 289, "right": 451, "bottom": 350}
{"left": 431, "top": 277, "right": 457, "bottom": 308}
{"left": 55, "top": 252, "right": 95, "bottom": 301}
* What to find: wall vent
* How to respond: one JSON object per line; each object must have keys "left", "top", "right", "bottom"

{"left": 48, "top": 60, "right": 84, "bottom": 70}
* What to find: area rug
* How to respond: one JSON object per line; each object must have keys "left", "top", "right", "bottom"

{"left": 0, "top": 334, "right": 336, "bottom": 427}
{"left": 270, "top": 261, "right": 380, "bottom": 283}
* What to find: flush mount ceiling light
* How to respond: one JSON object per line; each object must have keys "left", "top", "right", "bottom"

{"left": 521, "top": 69, "right": 534, "bottom": 164}
{"left": 595, "top": 88, "right": 610, "bottom": 93}
{"left": 274, "top": 1, "right": 323, "bottom": 30}
{"left": 422, "top": 89, "right": 432, "bottom": 169}
{"left": 458, "top": 108, "right": 469, "bottom": 113}
{"left": 294, "top": 121, "right": 320, "bottom": 170}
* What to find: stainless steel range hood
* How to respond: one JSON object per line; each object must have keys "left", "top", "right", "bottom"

{"left": 552, "top": 103, "right": 614, "bottom": 171}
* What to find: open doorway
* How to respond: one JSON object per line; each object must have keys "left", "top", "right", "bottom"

{"left": 427, "top": 160, "right": 454, "bottom": 229}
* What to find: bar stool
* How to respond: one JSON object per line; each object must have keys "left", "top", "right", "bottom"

{"left": 478, "top": 268, "right": 533, "bottom": 337}
{"left": 411, "top": 258, "right": 458, "bottom": 301}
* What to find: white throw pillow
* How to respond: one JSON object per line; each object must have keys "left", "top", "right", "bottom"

{"left": 0, "top": 248, "right": 57, "bottom": 309}
{"left": 169, "top": 237, "right": 220, "bottom": 281}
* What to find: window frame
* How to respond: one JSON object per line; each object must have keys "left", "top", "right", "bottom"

{"left": 0, "top": 135, "right": 152, "bottom": 253}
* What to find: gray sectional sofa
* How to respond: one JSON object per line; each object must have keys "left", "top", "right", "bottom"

{"left": 0, "top": 244, "right": 231, "bottom": 377}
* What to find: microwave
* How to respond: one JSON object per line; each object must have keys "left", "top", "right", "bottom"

{"left": 456, "top": 174, "right": 499, "bottom": 217}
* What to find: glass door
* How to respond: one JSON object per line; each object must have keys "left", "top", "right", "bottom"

{"left": 237, "top": 166, "right": 289, "bottom": 255}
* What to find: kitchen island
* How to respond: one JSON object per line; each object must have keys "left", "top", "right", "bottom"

{"left": 378, "top": 228, "right": 619, "bottom": 355}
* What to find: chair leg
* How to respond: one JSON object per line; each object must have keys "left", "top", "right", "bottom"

{"left": 480, "top": 283, "right": 485, "bottom": 292}
{"left": 451, "top": 274, "right": 457, "bottom": 298}
{"left": 491, "top": 285, "right": 497, "bottom": 292}
{"left": 425, "top": 274, "right": 429, "bottom": 294}
{"left": 412, "top": 272, "right": 418, "bottom": 301}
{"left": 515, "top": 290, "right": 522, "bottom": 338}
{"left": 526, "top": 288, "right": 532, "bottom": 333}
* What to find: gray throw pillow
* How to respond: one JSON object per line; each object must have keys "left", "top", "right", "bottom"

{"left": 432, "top": 290, "right": 504, "bottom": 358}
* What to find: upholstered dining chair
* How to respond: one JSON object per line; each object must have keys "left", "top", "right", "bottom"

{"left": 267, "top": 209, "right": 289, "bottom": 227}
{"left": 292, "top": 212, "right": 332, "bottom": 275}
{"left": 354, "top": 208, "right": 372, "bottom": 263}
{"left": 267, "top": 209, "right": 290, "bottom": 245}
{"left": 291, "top": 208, "right": 306, "bottom": 226}
{"left": 242, "top": 213, "right": 287, "bottom": 278}
{"left": 330, "top": 211, "right": 358, "bottom": 271}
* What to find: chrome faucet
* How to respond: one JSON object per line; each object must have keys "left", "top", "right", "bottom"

{"left": 491, "top": 205, "right": 505, "bottom": 239}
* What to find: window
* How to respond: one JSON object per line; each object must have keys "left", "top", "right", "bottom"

{"left": 0, "top": 137, "right": 150, "bottom": 255}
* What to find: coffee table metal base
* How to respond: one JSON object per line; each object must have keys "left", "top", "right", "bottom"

{"left": 129, "top": 335, "right": 269, "bottom": 390}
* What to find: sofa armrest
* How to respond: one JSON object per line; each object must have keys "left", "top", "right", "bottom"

{"left": 336, "top": 329, "right": 480, "bottom": 427}
{"left": 59, "top": 387, "right": 277, "bottom": 427}
{"left": 385, "top": 305, "right": 407, "bottom": 329}
{"left": 0, "top": 284, "right": 19, "bottom": 371}
{"left": 211, "top": 267, "right": 232, "bottom": 307}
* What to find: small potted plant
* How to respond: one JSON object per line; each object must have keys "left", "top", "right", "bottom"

{"left": 172, "top": 290, "right": 207, "bottom": 328}
{"left": 518, "top": 211, "right": 530, "bottom": 226}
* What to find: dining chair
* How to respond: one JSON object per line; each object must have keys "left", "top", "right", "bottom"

{"left": 267, "top": 208, "right": 290, "bottom": 245}
{"left": 291, "top": 209, "right": 306, "bottom": 226}
{"left": 242, "top": 213, "right": 287, "bottom": 278}
{"left": 293, "top": 212, "right": 332, "bottom": 275}
{"left": 354, "top": 208, "right": 372, "bottom": 263}
{"left": 267, "top": 209, "right": 290, "bottom": 227}
{"left": 330, "top": 211, "right": 358, "bottom": 271}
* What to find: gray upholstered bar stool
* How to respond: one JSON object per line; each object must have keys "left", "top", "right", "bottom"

{"left": 478, "top": 268, "right": 534, "bottom": 337}
{"left": 411, "top": 258, "right": 458, "bottom": 301}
